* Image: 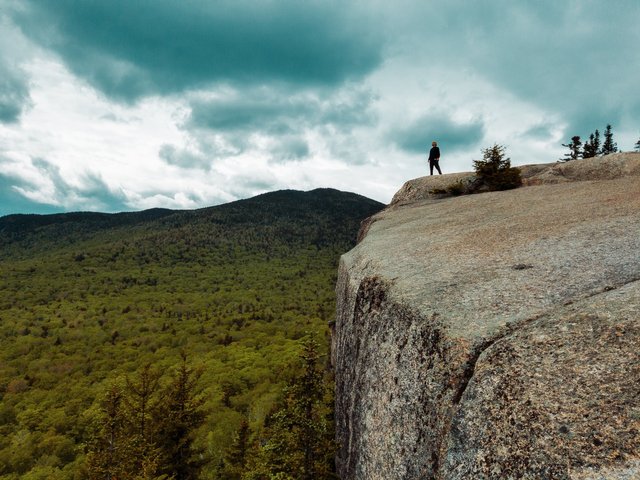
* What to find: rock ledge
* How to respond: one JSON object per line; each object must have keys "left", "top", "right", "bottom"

{"left": 333, "top": 152, "right": 640, "bottom": 480}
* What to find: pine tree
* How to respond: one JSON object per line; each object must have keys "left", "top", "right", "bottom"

{"left": 292, "top": 338, "right": 331, "bottom": 480}
{"left": 634, "top": 135, "right": 640, "bottom": 152}
{"left": 125, "top": 364, "right": 163, "bottom": 475}
{"left": 472, "top": 144, "right": 522, "bottom": 190}
{"left": 561, "top": 135, "right": 582, "bottom": 161}
{"left": 86, "top": 361, "right": 204, "bottom": 480}
{"left": 601, "top": 124, "right": 618, "bottom": 155}
{"left": 592, "top": 129, "right": 601, "bottom": 155}
{"left": 244, "top": 337, "right": 336, "bottom": 480}
{"left": 155, "top": 355, "right": 206, "bottom": 480}
{"left": 86, "top": 384, "right": 137, "bottom": 480}
{"left": 583, "top": 133, "right": 596, "bottom": 158}
{"left": 221, "top": 419, "right": 251, "bottom": 480}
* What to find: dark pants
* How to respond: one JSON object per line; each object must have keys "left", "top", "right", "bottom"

{"left": 429, "top": 160, "right": 442, "bottom": 175}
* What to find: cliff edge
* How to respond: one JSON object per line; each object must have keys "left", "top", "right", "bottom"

{"left": 333, "top": 152, "right": 640, "bottom": 480}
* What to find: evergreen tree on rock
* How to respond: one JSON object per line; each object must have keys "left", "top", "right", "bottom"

{"left": 561, "top": 135, "right": 582, "bottom": 161}
{"left": 583, "top": 133, "right": 597, "bottom": 158}
{"left": 601, "top": 124, "right": 618, "bottom": 155}
{"left": 593, "top": 129, "right": 601, "bottom": 155}
{"left": 472, "top": 144, "right": 522, "bottom": 191}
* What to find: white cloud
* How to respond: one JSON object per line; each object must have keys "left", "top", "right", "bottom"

{"left": 1, "top": 57, "right": 194, "bottom": 210}
{"left": 1, "top": 0, "right": 639, "bottom": 215}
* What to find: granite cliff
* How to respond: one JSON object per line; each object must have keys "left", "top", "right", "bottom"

{"left": 333, "top": 152, "right": 640, "bottom": 480}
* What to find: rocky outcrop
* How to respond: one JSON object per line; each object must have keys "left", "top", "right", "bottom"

{"left": 389, "top": 152, "right": 640, "bottom": 206}
{"left": 333, "top": 152, "right": 640, "bottom": 479}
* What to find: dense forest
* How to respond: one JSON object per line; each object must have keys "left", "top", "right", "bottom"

{"left": 0, "top": 188, "right": 384, "bottom": 479}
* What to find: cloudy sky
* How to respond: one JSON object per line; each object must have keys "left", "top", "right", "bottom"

{"left": 1, "top": 0, "right": 639, "bottom": 216}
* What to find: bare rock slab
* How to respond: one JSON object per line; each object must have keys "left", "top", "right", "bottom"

{"left": 333, "top": 153, "right": 640, "bottom": 480}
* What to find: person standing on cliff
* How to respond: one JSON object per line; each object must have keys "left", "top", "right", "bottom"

{"left": 428, "top": 141, "right": 442, "bottom": 175}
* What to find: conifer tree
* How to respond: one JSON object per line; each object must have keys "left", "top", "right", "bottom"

{"left": 601, "top": 124, "right": 618, "bottom": 155}
{"left": 592, "top": 129, "right": 601, "bottom": 155}
{"left": 582, "top": 133, "right": 596, "bottom": 158}
{"left": 86, "top": 361, "right": 204, "bottom": 480}
{"left": 221, "top": 419, "right": 251, "bottom": 480}
{"left": 472, "top": 144, "right": 522, "bottom": 190}
{"left": 86, "top": 384, "right": 137, "bottom": 480}
{"left": 244, "top": 337, "right": 336, "bottom": 480}
{"left": 561, "top": 135, "right": 582, "bottom": 161}
{"left": 125, "top": 364, "right": 162, "bottom": 474}
{"left": 634, "top": 135, "right": 640, "bottom": 152}
{"left": 155, "top": 355, "right": 206, "bottom": 480}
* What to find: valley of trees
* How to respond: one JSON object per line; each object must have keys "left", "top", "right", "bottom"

{"left": 0, "top": 188, "right": 383, "bottom": 479}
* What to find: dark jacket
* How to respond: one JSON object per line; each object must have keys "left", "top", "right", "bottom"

{"left": 428, "top": 146, "right": 440, "bottom": 161}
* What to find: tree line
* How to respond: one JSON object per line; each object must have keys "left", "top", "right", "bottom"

{"left": 562, "top": 124, "right": 640, "bottom": 161}
{"left": 85, "top": 356, "right": 205, "bottom": 479}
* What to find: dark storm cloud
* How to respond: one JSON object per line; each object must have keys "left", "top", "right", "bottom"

{"left": 0, "top": 50, "right": 31, "bottom": 123}
{"left": 270, "top": 136, "right": 310, "bottom": 161}
{"left": 391, "top": 114, "right": 485, "bottom": 154}
{"left": 159, "top": 144, "right": 217, "bottom": 170}
{"left": 188, "top": 92, "right": 312, "bottom": 135}
{"left": 0, "top": 72, "right": 30, "bottom": 123}
{"left": 159, "top": 133, "right": 309, "bottom": 170}
{"left": 164, "top": 85, "right": 377, "bottom": 165}
{"left": 408, "top": 0, "right": 640, "bottom": 140}
{"left": 13, "top": 0, "right": 383, "bottom": 102}
{"left": 30, "top": 158, "right": 76, "bottom": 201}
{"left": 225, "top": 174, "right": 284, "bottom": 201}
{"left": 188, "top": 87, "right": 376, "bottom": 134}
{"left": 522, "top": 124, "right": 556, "bottom": 141}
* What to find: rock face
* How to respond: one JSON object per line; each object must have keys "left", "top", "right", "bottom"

{"left": 333, "top": 153, "right": 640, "bottom": 480}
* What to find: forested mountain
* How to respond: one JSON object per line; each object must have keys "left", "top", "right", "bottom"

{"left": 0, "top": 188, "right": 384, "bottom": 479}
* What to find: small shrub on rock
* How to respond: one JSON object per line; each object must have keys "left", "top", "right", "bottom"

{"left": 446, "top": 180, "right": 466, "bottom": 196}
{"left": 472, "top": 144, "right": 522, "bottom": 191}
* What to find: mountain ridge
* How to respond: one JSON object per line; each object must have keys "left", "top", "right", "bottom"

{"left": 0, "top": 187, "right": 376, "bottom": 231}
{"left": 0, "top": 188, "right": 383, "bottom": 258}
{"left": 0, "top": 186, "right": 383, "bottom": 477}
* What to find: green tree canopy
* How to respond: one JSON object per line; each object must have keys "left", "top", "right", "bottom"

{"left": 562, "top": 135, "right": 582, "bottom": 161}
{"left": 243, "top": 337, "right": 336, "bottom": 480}
{"left": 601, "top": 124, "right": 618, "bottom": 155}
{"left": 583, "top": 133, "right": 597, "bottom": 158}
{"left": 86, "top": 361, "right": 204, "bottom": 479}
{"left": 472, "top": 144, "right": 522, "bottom": 191}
